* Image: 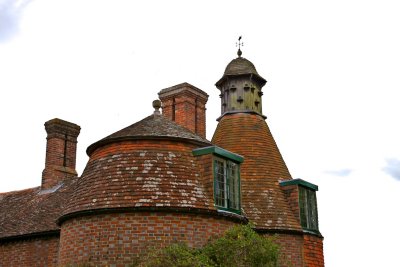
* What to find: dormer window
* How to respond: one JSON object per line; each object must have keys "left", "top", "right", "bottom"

{"left": 192, "top": 146, "right": 244, "bottom": 214}
{"left": 280, "top": 179, "right": 320, "bottom": 233}
{"left": 214, "top": 157, "right": 240, "bottom": 211}
{"left": 299, "top": 186, "right": 318, "bottom": 231}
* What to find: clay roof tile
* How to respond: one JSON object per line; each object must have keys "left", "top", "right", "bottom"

{"left": 87, "top": 114, "right": 210, "bottom": 156}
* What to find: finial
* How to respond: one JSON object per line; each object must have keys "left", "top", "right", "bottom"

{"left": 236, "top": 36, "right": 243, "bottom": 57}
{"left": 152, "top": 100, "right": 161, "bottom": 115}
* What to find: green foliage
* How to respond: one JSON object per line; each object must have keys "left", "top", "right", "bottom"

{"left": 136, "top": 224, "right": 279, "bottom": 267}
{"left": 203, "top": 224, "right": 279, "bottom": 267}
{"left": 137, "top": 243, "right": 213, "bottom": 267}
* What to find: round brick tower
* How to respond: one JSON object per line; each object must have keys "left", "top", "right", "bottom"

{"left": 212, "top": 50, "right": 324, "bottom": 266}
{"left": 57, "top": 100, "right": 245, "bottom": 266}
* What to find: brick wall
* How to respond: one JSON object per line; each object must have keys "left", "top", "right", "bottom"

{"left": 281, "top": 184, "right": 301, "bottom": 223}
{"left": 263, "top": 232, "right": 324, "bottom": 267}
{"left": 265, "top": 233, "right": 304, "bottom": 267}
{"left": 303, "top": 234, "right": 324, "bottom": 267}
{"left": 0, "top": 236, "right": 59, "bottom": 267}
{"left": 194, "top": 153, "right": 214, "bottom": 202}
{"left": 59, "top": 212, "right": 236, "bottom": 266}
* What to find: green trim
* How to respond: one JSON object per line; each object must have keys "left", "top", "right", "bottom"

{"left": 238, "top": 164, "right": 241, "bottom": 212}
{"left": 192, "top": 146, "right": 244, "bottom": 163}
{"left": 213, "top": 158, "right": 241, "bottom": 215}
{"left": 303, "top": 228, "right": 322, "bottom": 236}
{"left": 279, "top": 178, "right": 318, "bottom": 191}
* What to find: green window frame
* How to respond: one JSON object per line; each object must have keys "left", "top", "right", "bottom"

{"left": 299, "top": 186, "right": 319, "bottom": 231}
{"left": 214, "top": 157, "right": 240, "bottom": 213}
{"left": 280, "top": 178, "right": 320, "bottom": 233}
{"left": 192, "top": 146, "right": 243, "bottom": 214}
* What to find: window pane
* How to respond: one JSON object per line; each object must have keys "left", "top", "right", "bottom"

{"left": 213, "top": 157, "right": 241, "bottom": 213}
{"left": 228, "top": 162, "right": 240, "bottom": 210}
{"left": 308, "top": 190, "right": 318, "bottom": 230}
{"left": 299, "top": 187, "right": 308, "bottom": 229}
{"left": 214, "top": 160, "right": 226, "bottom": 207}
{"left": 299, "top": 186, "right": 319, "bottom": 231}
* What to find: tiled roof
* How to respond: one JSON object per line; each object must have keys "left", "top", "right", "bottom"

{"left": 0, "top": 113, "right": 232, "bottom": 239}
{"left": 216, "top": 57, "right": 266, "bottom": 87}
{"left": 224, "top": 57, "right": 259, "bottom": 76}
{"left": 212, "top": 113, "right": 302, "bottom": 231}
{"left": 87, "top": 114, "right": 211, "bottom": 155}
{"left": 0, "top": 180, "right": 76, "bottom": 240}
{"left": 61, "top": 114, "right": 219, "bottom": 221}
{"left": 62, "top": 140, "right": 216, "bottom": 220}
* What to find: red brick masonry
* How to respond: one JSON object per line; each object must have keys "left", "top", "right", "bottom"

{"left": 303, "top": 234, "right": 324, "bottom": 267}
{"left": 59, "top": 212, "right": 235, "bottom": 266}
{"left": 0, "top": 236, "right": 59, "bottom": 267}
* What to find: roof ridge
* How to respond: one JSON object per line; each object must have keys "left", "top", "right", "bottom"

{"left": 0, "top": 186, "right": 39, "bottom": 196}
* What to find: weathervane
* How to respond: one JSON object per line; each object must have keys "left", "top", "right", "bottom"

{"left": 236, "top": 36, "right": 243, "bottom": 57}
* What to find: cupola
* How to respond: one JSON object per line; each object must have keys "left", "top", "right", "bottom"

{"left": 215, "top": 48, "right": 267, "bottom": 118}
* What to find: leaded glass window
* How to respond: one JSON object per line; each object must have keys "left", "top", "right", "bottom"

{"left": 214, "top": 157, "right": 240, "bottom": 213}
{"left": 299, "top": 186, "right": 319, "bottom": 231}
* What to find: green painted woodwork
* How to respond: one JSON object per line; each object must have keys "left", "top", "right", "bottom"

{"left": 299, "top": 186, "right": 319, "bottom": 232}
{"left": 213, "top": 157, "right": 241, "bottom": 214}
{"left": 192, "top": 146, "right": 244, "bottom": 163}
{"left": 279, "top": 178, "right": 319, "bottom": 191}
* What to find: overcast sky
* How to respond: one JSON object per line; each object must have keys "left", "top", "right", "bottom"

{"left": 1, "top": 1, "right": 400, "bottom": 266}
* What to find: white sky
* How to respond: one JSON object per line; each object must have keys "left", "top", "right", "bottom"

{"left": 1, "top": 0, "right": 400, "bottom": 266}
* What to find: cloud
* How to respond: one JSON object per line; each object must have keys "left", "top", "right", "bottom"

{"left": 0, "top": 0, "right": 32, "bottom": 42}
{"left": 325, "top": 168, "right": 353, "bottom": 177}
{"left": 382, "top": 158, "right": 400, "bottom": 181}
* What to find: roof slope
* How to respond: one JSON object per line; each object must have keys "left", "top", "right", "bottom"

{"left": 224, "top": 57, "right": 259, "bottom": 76}
{"left": 216, "top": 57, "right": 267, "bottom": 87}
{"left": 0, "top": 180, "right": 76, "bottom": 240}
{"left": 87, "top": 114, "right": 210, "bottom": 155}
{"left": 61, "top": 114, "right": 216, "bottom": 220}
{"left": 212, "top": 113, "right": 302, "bottom": 231}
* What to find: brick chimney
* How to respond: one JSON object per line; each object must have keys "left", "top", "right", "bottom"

{"left": 41, "top": 118, "right": 81, "bottom": 190}
{"left": 158, "top": 83, "right": 209, "bottom": 138}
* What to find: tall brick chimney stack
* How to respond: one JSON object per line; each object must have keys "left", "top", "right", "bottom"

{"left": 41, "top": 118, "right": 81, "bottom": 190}
{"left": 158, "top": 83, "right": 209, "bottom": 138}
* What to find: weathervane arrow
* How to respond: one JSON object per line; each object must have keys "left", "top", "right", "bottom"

{"left": 236, "top": 36, "right": 243, "bottom": 57}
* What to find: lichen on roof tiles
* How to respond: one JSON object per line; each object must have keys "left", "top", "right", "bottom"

{"left": 0, "top": 179, "right": 77, "bottom": 239}
{"left": 212, "top": 112, "right": 302, "bottom": 231}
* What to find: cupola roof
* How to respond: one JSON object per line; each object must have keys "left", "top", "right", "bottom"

{"left": 216, "top": 56, "right": 266, "bottom": 87}
{"left": 224, "top": 57, "right": 259, "bottom": 76}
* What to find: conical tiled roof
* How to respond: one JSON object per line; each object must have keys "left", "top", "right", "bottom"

{"left": 212, "top": 113, "right": 302, "bottom": 231}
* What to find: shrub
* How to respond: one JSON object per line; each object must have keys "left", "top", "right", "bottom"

{"left": 137, "top": 243, "right": 213, "bottom": 267}
{"left": 136, "top": 224, "right": 279, "bottom": 267}
{"left": 203, "top": 224, "right": 279, "bottom": 267}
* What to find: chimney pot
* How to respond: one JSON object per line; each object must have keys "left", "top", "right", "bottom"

{"left": 158, "top": 83, "right": 208, "bottom": 138}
